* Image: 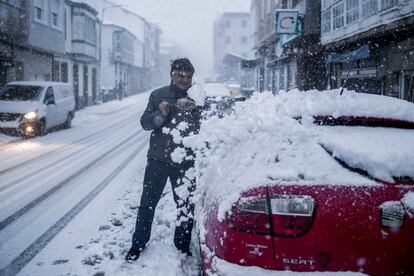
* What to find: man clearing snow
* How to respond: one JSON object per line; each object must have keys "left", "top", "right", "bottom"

{"left": 126, "top": 58, "right": 201, "bottom": 261}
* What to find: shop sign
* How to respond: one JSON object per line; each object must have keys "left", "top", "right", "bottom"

{"left": 275, "top": 10, "right": 299, "bottom": 34}
{"left": 326, "top": 45, "right": 370, "bottom": 64}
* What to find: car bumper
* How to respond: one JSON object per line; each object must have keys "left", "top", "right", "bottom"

{"left": 0, "top": 119, "right": 39, "bottom": 136}
{"left": 207, "top": 256, "right": 366, "bottom": 276}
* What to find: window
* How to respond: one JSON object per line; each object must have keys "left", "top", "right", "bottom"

{"left": 381, "top": 0, "right": 399, "bottom": 10}
{"left": 333, "top": 2, "right": 345, "bottom": 30}
{"left": 346, "top": 0, "right": 359, "bottom": 24}
{"left": 61, "top": 62, "right": 68, "bottom": 82}
{"left": 35, "top": 7, "right": 42, "bottom": 20}
{"left": 287, "top": 63, "right": 296, "bottom": 90}
{"left": 15, "top": 61, "right": 24, "bottom": 81}
{"left": 72, "top": 14, "right": 97, "bottom": 45}
{"left": 53, "top": 61, "right": 60, "bottom": 81}
{"left": 83, "top": 65, "right": 88, "bottom": 96}
{"left": 225, "top": 36, "right": 231, "bottom": 44}
{"left": 279, "top": 66, "right": 286, "bottom": 91}
{"left": 33, "top": 0, "right": 45, "bottom": 22}
{"left": 323, "top": 0, "right": 333, "bottom": 8}
{"left": 52, "top": 12, "right": 58, "bottom": 26}
{"left": 241, "top": 19, "right": 247, "bottom": 28}
{"left": 44, "top": 87, "right": 55, "bottom": 104}
{"left": 241, "top": 36, "right": 248, "bottom": 44}
{"left": 51, "top": 0, "right": 60, "bottom": 28}
{"left": 362, "top": 0, "right": 378, "bottom": 17}
{"left": 322, "top": 9, "right": 331, "bottom": 33}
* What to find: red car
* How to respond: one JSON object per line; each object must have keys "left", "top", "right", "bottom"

{"left": 194, "top": 90, "right": 414, "bottom": 275}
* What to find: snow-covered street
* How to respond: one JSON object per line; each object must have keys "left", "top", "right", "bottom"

{"left": 0, "top": 93, "right": 199, "bottom": 276}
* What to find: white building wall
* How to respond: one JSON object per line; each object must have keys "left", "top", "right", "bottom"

{"left": 100, "top": 25, "right": 117, "bottom": 90}
{"left": 64, "top": 4, "right": 72, "bottom": 53}
{"left": 214, "top": 12, "right": 255, "bottom": 81}
{"left": 134, "top": 40, "right": 144, "bottom": 68}
{"left": 79, "top": 0, "right": 146, "bottom": 68}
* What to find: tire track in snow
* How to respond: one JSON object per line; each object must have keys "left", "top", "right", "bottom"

{"left": 0, "top": 129, "right": 143, "bottom": 232}
{"left": 0, "top": 137, "right": 148, "bottom": 276}
{"left": 0, "top": 117, "right": 136, "bottom": 194}
{"left": 0, "top": 112, "right": 137, "bottom": 176}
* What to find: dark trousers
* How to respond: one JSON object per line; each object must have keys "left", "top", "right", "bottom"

{"left": 131, "top": 158, "right": 196, "bottom": 253}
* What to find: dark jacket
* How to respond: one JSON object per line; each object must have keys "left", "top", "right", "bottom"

{"left": 140, "top": 84, "right": 201, "bottom": 164}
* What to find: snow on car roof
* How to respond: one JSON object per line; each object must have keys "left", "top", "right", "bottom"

{"left": 6, "top": 81, "right": 69, "bottom": 87}
{"left": 182, "top": 89, "right": 414, "bottom": 220}
{"left": 203, "top": 83, "right": 231, "bottom": 97}
{"left": 278, "top": 88, "right": 414, "bottom": 122}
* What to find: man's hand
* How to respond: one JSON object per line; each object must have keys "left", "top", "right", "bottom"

{"left": 159, "top": 101, "right": 170, "bottom": 116}
{"left": 177, "top": 98, "right": 196, "bottom": 111}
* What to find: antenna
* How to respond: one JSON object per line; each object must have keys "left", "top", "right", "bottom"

{"left": 339, "top": 54, "right": 356, "bottom": 96}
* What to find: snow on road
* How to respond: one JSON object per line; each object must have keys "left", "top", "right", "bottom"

{"left": 0, "top": 93, "right": 199, "bottom": 276}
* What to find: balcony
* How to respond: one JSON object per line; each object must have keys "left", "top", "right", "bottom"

{"left": 0, "top": 1, "right": 27, "bottom": 42}
{"left": 113, "top": 49, "right": 134, "bottom": 65}
{"left": 112, "top": 31, "right": 135, "bottom": 65}
{"left": 72, "top": 40, "right": 97, "bottom": 60}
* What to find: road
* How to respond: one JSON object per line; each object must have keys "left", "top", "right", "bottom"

{"left": 0, "top": 93, "right": 199, "bottom": 276}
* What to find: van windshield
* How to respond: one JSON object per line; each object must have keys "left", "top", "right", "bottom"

{"left": 0, "top": 85, "right": 44, "bottom": 101}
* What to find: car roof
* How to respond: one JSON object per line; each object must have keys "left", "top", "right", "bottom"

{"left": 204, "top": 83, "right": 231, "bottom": 97}
{"left": 7, "top": 81, "right": 70, "bottom": 87}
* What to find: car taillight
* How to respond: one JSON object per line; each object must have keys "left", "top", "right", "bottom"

{"left": 270, "top": 195, "right": 315, "bottom": 237}
{"left": 228, "top": 196, "right": 271, "bottom": 234}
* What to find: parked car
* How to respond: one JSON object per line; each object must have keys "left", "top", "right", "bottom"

{"left": 195, "top": 90, "right": 414, "bottom": 275}
{"left": 0, "top": 81, "right": 75, "bottom": 137}
{"left": 203, "top": 83, "right": 245, "bottom": 116}
{"left": 226, "top": 82, "right": 241, "bottom": 97}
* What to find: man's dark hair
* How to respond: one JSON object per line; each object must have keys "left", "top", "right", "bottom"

{"left": 170, "top": 58, "right": 195, "bottom": 74}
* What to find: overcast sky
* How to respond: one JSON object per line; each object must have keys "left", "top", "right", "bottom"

{"left": 116, "top": 0, "right": 251, "bottom": 79}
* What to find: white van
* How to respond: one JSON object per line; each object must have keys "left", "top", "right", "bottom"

{"left": 0, "top": 81, "right": 75, "bottom": 137}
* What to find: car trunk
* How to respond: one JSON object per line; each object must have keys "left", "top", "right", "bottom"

{"left": 268, "top": 183, "right": 414, "bottom": 275}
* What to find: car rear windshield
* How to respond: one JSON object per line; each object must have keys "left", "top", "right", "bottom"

{"left": 313, "top": 115, "right": 414, "bottom": 129}
{"left": 0, "top": 85, "right": 43, "bottom": 101}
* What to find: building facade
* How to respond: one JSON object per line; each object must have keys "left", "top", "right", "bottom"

{"left": 88, "top": 0, "right": 161, "bottom": 93}
{"left": 321, "top": 0, "right": 414, "bottom": 102}
{"left": 101, "top": 23, "right": 147, "bottom": 100}
{"left": 1, "top": 0, "right": 161, "bottom": 108}
{"left": 56, "top": 1, "right": 100, "bottom": 109}
{"left": 0, "top": 0, "right": 66, "bottom": 87}
{"left": 252, "top": 0, "right": 326, "bottom": 93}
{"left": 213, "top": 12, "right": 255, "bottom": 86}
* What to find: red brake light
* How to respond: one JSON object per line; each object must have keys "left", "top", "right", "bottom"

{"left": 228, "top": 196, "right": 271, "bottom": 234}
{"left": 227, "top": 194, "right": 316, "bottom": 237}
{"left": 270, "top": 195, "right": 315, "bottom": 237}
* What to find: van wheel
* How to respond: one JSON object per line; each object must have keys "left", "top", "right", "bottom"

{"left": 36, "top": 120, "right": 46, "bottom": 136}
{"left": 64, "top": 113, "right": 72, "bottom": 129}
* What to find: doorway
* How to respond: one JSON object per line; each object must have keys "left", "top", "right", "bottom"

{"left": 402, "top": 71, "right": 414, "bottom": 103}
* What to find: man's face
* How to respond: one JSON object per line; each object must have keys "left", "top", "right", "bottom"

{"left": 171, "top": 70, "right": 193, "bottom": 90}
